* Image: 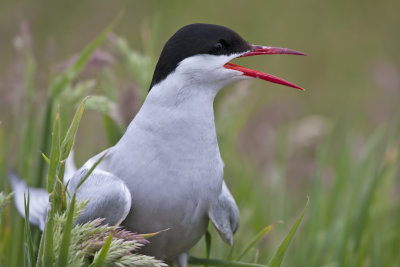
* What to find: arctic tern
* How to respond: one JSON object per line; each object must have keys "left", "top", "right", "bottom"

{"left": 11, "top": 23, "right": 306, "bottom": 267}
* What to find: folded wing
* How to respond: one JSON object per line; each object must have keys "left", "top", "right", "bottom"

{"left": 208, "top": 180, "right": 240, "bottom": 245}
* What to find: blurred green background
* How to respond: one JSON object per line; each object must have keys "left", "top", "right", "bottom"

{"left": 1, "top": 0, "right": 399, "bottom": 124}
{"left": 1, "top": 0, "right": 400, "bottom": 266}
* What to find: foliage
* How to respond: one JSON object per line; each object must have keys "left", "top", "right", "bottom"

{"left": 42, "top": 200, "right": 166, "bottom": 267}
{"left": 0, "top": 192, "right": 12, "bottom": 216}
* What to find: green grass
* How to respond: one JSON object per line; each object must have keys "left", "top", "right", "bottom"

{"left": 1, "top": 18, "right": 400, "bottom": 267}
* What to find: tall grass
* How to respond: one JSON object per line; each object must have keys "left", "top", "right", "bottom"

{"left": 1, "top": 19, "right": 399, "bottom": 267}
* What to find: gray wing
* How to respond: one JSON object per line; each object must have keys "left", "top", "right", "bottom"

{"left": 68, "top": 166, "right": 131, "bottom": 226}
{"left": 9, "top": 148, "right": 130, "bottom": 229}
{"left": 208, "top": 180, "right": 240, "bottom": 245}
{"left": 9, "top": 172, "right": 49, "bottom": 231}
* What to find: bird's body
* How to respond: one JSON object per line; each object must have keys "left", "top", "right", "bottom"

{"left": 94, "top": 78, "right": 225, "bottom": 259}
{"left": 10, "top": 23, "right": 305, "bottom": 266}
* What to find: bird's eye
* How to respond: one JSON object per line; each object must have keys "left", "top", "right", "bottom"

{"left": 213, "top": 40, "right": 225, "bottom": 50}
{"left": 214, "top": 42, "right": 223, "bottom": 50}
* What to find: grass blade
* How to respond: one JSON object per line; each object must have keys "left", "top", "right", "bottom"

{"left": 23, "top": 193, "right": 35, "bottom": 267}
{"left": 42, "top": 204, "right": 55, "bottom": 267}
{"left": 47, "top": 110, "right": 60, "bottom": 193}
{"left": 41, "top": 153, "right": 50, "bottom": 165}
{"left": 56, "top": 194, "right": 76, "bottom": 267}
{"left": 91, "top": 233, "right": 113, "bottom": 267}
{"left": 60, "top": 97, "right": 88, "bottom": 163}
{"left": 35, "top": 226, "right": 45, "bottom": 267}
{"left": 237, "top": 221, "right": 282, "bottom": 261}
{"left": 205, "top": 230, "right": 211, "bottom": 259}
{"left": 268, "top": 197, "right": 309, "bottom": 267}
{"left": 75, "top": 152, "right": 107, "bottom": 192}
{"left": 139, "top": 228, "right": 169, "bottom": 239}
{"left": 35, "top": 99, "right": 55, "bottom": 188}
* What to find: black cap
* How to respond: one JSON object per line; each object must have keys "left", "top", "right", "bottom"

{"left": 149, "top": 23, "right": 252, "bottom": 90}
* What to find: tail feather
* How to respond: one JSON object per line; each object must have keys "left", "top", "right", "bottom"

{"left": 9, "top": 172, "right": 49, "bottom": 231}
{"left": 9, "top": 152, "right": 77, "bottom": 231}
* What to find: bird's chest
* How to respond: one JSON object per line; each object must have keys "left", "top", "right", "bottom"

{"left": 142, "top": 130, "right": 224, "bottom": 199}
{"left": 112, "top": 117, "right": 225, "bottom": 204}
{"left": 113, "top": 124, "right": 224, "bottom": 256}
{"left": 161, "top": 125, "right": 224, "bottom": 183}
{"left": 129, "top": 109, "right": 222, "bottom": 180}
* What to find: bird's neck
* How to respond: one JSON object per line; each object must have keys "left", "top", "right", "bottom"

{"left": 123, "top": 74, "right": 222, "bottom": 150}
{"left": 145, "top": 71, "right": 221, "bottom": 109}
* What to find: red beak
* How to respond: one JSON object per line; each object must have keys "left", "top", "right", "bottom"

{"left": 224, "top": 45, "right": 306, "bottom": 90}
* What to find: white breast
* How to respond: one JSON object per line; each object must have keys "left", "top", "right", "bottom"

{"left": 100, "top": 71, "right": 225, "bottom": 260}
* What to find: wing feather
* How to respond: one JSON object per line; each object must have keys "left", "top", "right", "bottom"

{"left": 68, "top": 167, "right": 132, "bottom": 226}
{"left": 208, "top": 180, "right": 240, "bottom": 245}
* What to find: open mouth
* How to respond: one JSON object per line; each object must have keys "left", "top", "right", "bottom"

{"left": 224, "top": 45, "right": 307, "bottom": 90}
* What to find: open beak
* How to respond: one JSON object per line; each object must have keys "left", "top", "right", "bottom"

{"left": 224, "top": 45, "right": 307, "bottom": 90}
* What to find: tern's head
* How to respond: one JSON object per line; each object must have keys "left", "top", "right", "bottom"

{"left": 149, "top": 23, "right": 306, "bottom": 92}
